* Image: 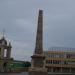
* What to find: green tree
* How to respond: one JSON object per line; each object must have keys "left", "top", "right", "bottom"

{"left": 23, "top": 61, "right": 31, "bottom": 67}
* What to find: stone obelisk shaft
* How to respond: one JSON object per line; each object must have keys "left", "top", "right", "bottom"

{"left": 35, "top": 10, "right": 43, "bottom": 54}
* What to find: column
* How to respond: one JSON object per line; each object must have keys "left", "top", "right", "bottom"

{"left": 7, "top": 49, "right": 11, "bottom": 59}
{"left": 51, "top": 67, "right": 53, "bottom": 72}
{"left": 70, "top": 68, "right": 71, "bottom": 73}
{"left": 1, "top": 47, "right": 4, "bottom": 59}
{"left": 61, "top": 67, "right": 62, "bottom": 73}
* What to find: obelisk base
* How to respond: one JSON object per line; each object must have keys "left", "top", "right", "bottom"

{"left": 29, "top": 68, "right": 48, "bottom": 75}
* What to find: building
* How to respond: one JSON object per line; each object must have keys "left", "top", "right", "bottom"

{"left": 0, "top": 36, "right": 12, "bottom": 72}
{"left": 44, "top": 47, "right": 75, "bottom": 74}
{"left": 9, "top": 60, "right": 31, "bottom": 72}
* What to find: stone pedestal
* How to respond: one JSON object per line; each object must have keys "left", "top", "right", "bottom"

{"left": 29, "top": 68, "right": 48, "bottom": 75}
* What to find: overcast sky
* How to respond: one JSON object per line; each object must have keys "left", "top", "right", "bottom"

{"left": 0, "top": 0, "right": 75, "bottom": 61}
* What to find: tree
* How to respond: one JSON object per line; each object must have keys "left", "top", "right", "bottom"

{"left": 22, "top": 61, "right": 31, "bottom": 67}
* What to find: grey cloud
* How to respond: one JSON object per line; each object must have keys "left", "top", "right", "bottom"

{"left": 0, "top": 0, "right": 75, "bottom": 60}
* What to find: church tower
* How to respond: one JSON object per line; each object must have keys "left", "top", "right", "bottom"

{"left": 29, "top": 10, "right": 47, "bottom": 75}
{"left": 0, "top": 35, "right": 12, "bottom": 72}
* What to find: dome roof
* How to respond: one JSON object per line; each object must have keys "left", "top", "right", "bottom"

{"left": 0, "top": 36, "right": 7, "bottom": 45}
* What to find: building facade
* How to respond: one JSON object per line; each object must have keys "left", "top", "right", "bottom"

{"left": 44, "top": 47, "right": 75, "bottom": 74}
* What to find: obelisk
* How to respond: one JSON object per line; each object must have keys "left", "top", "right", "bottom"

{"left": 29, "top": 10, "right": 47, "bottom": 75}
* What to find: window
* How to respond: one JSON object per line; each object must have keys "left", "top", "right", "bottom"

{"left": 4, "top": 49, "right": 7, "bottom": 57}
{"left": 46, "top": 60, "right": 52, "bottom": 64}
{"left": 47, "top": 54, "right": 64, "bottom": 58}
{"left": 53, "top": 60, "right": 61, "bottom": 64}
